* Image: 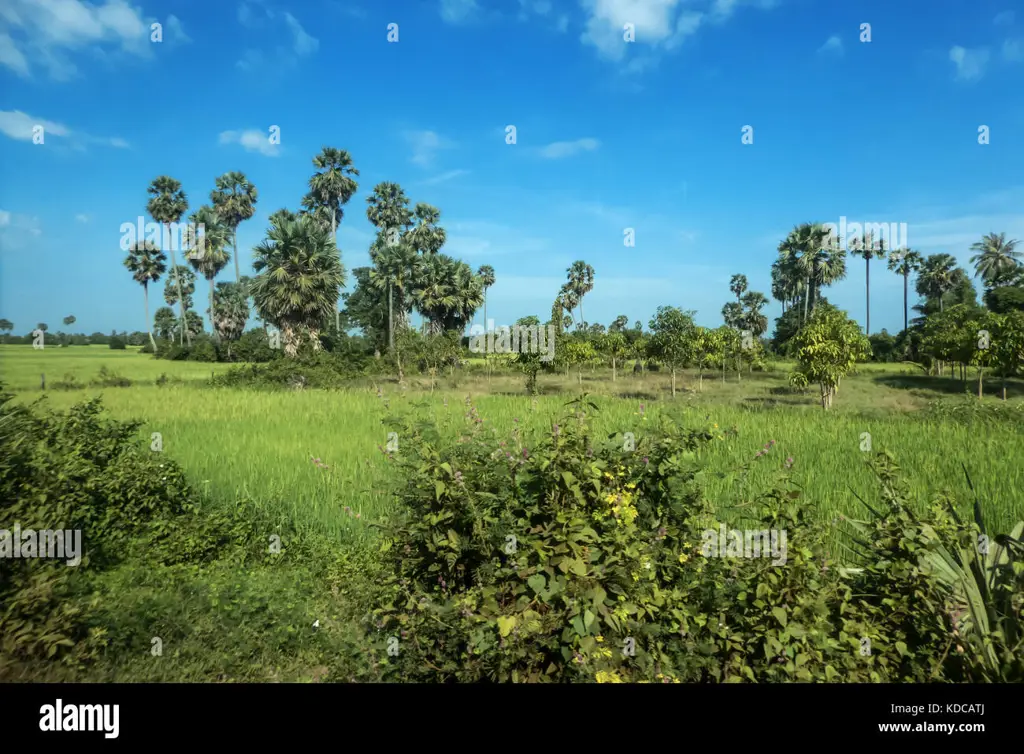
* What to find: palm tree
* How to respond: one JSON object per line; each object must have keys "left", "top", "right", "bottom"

{"left": 147, "top": 176, "right": 190, "bottom": 344}
{"left": 366, "top": 182, "right": 413, "bottom": 239}
{"left": 184, "top": 205, "right": 232, "bottom": 339}
{"left": 250, "top": 214, "right": 345, "bottom": 357}
{"left": 407, "top": 203, "right": 447, "bottom": 255}
{"left": 559, "top": 285, "right": 581, "bottom": 329}
{"left": 779, "top": 223, "right": 832, "bottom": 323}
{"left": 164, "top": 264, "right": 197, "bottom": 342}
{"left": 210, "top": 171, "right": 258, "bottom": 284}
{"left": 849, "top": 230, "right": 887, "bottom": 335}
{"left": 368, "top": 240, "right": 422, "bottom": 351}
{"left": 970, "top": 232, "right": 1022, "bottom": 288}
{"left": 62, "top": 315, "right": 75, "bottom": 327}
{"left": 306, "top": 147, "right": 360, "bottom": 242}
{"left": 916, "top": 254, "right": 957, "bottom": 313}
{"left": 566, "top": 261, "right": 595, "bottom": 330}
{"left": 414, "top": 254, "right": 483, "bottom": 334}
{"left": 729, "top": 274, "right": 748, "bottom": 301}
{"left": 740, "top": 291, "right": 769, "bottom": 337}
{"left": 887, "top": 249, "right": 923, "bottom": 332}
{"left": 212, "top": 281, "right": 249, "bottom": 358}
{"left": 123, "top": 240, "right": 167, "bottom": 350}
{"left": 477, "top": 265, "right": 495, "bottom": 328}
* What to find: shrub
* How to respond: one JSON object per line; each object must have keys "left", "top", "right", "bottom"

{"left": 108, "top": 336, "right": 126, "bottom": 350}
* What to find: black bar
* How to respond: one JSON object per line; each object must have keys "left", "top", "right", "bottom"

{"left": 1, "top": 683, "right": 1019, "bottom": 744}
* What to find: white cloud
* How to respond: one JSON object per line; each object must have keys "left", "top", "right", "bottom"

{"left": 949, "top": 45, "right": 990, "bottom": 81}
{"left": 421, "top": 169, "right": 470, "bottom": 186}
{"left": 404, "top": 130, "right": 455, "bottom": 167}
{"left": 817, "top": 35, "right": 843, "bottom": 55}
{"left": 440, "top": 0, "right": 480, "bottom": 24}
{"left": 539, "top": 138, "right": 600, "bottom": 159}
{"left": 0, "top": 210, "right": 10, "bottom": 227}
{"left": 283, "top": 12, "right": 318, "bottom": 55}
{"left": 0, "top": 210, "right": 43, "bottom": 251}
{"left": 219, "top": 129, "right": 280, "bottom": 157}
{"left": 0, "top": 109, "right": 127, "bottom": 149}
{"left": 235, "top": 3, "right": 318, "bottom": 69}
{"left": 0, "top": 0, "right": 156, "bottom": 80}
{"left": 165, "top": 15, "right": 190, "bottom": 46}
{"left": 993, "top": 11, "right": 1015, "bottom": 26}
{"left": 75, "top": 214, "right": 90, "bottom": 223}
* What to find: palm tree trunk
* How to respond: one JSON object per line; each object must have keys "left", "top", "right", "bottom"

{"left": 332, "top": 209, "right": 340, "bottom": 333}
{"left": 168, "top": 225, "right": 188, "bottom": 346}
{"left": 580, "top": 298, "right": 584, "bottom": 332}
{"left": 233, "top": 231, "right": 241, "bottom": 283}
{"left": 612, "top": 355, "right": 616, "bottom": 382}
{"left": 865, "top": 257, "right": 870, "bottom": 335}
{"left": 483, "top": 287, "right": 490, "bottom": 379}
{"left": 209, "top": 278, "right": 216, "bottom": 342}
{"left": 388, "top": 283, "right": 395, "bottom": 353}
{"left": 902, "top": 273, "right": 909, "bottom": 331}
{"left": 144, "top": 283, "right": 155, "bottom": 351}
{"left": 803, "top": 276, "right": 811, "bottom": 322}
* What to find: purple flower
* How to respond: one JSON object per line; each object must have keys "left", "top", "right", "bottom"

{"left": 784, "top": 457, "right": 794, "bottom": 469}
{"left": 522, "top": 448, "right": 529, "bottom": 458}
{"left": 642, "top": 456, "right": 649, "bottom": 465}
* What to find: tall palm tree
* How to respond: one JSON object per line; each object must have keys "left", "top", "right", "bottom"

{"left": 407, "top": 203, "right": 447, "bottom": 255}
{"left": 250, "top": 215, "right": 345, "bottom": 357}
{"left": 559, "top": 285, "right": 581, "bottom": 329}
{"left": 164, "top": 265, "right": 197, "bottom": 343}
{"left": 184, "top": 205, "right": 232, "bottom": 339}
{"left": 916, "top": 254, "right": 957, "bottom": 313}
{"left": 124, "top": 240, "right": 167, "bottom": 350}
{"left": 740, "top": 290, "right": 769, "bottom": 337}
{"left": 729, "top": 274, "right": 748, "bottom": 301}
{"left": 366, "top": 182, "right": 413, "bottom": 238}
{"left": 849, "top": 230, "right": 887, "bottom": 335}
{"left": 306, "top": 147, "right": 360, "bottom": 242}
{"left": 210, "top": 171, "right": 258, "bottom": 284}
{"left": 887, "top": 249, "right": 923, "bottom": 332}
{"left": 566, "top": 261, "right": 595, "bottom": 330}
{"left": 970, "top": 232, "right": 1022, "bottom": 288}
{"left": 212, "top": 281, "right": 249, "bottom": 358}
{"left": 369, "top": 241, "right": 422, "bottom": 351}
{"left": 779, "top": 223, "right": 833, "bottom": 323}
{"left": 415, "top": 255, "right": 483, "bottom": 334}
{"left": 477, "top": 265, "right": 496, "bottom": 329}
{"left": 147, "top": 176, "right": 190, "bottom": 344}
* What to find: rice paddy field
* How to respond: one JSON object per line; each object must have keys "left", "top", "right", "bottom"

{"left": 3, "top": 345, "right": 1022, "bottom": 539}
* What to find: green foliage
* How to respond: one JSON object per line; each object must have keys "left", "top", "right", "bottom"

{"left": 790, "top": 303, "right": 871, "bottom": 409}
{"left": 108, "top": 336, "right": 126, "bottom": 350}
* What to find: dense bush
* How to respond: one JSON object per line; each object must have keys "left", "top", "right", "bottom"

{"left": 369, "top": 396, "right": 1023, "bottom": 682}
{"left": 212, "top": 350, "right": 368, "bottom": 390}
{"left": 108, "top": 336, "right": 126, "bottom": 350}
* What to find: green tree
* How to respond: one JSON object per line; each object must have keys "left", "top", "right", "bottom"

{"left": 250, "top": 214, "right": 346, "bottom": 357}
{"left": 184, "top": 205, "right": 231, "bottom": 339}
{"left": 414, "top": 254, "right": 482, "bottom": 335}
{"left": 146, "top": 176, "right": 190, "bottom": 344}
{"left": 887, "top": 249, "right": 923, "bottom": 332}
{"left": 690, "top": 326, "right": 721, "bottom": 392}
{"left": 779, "top": 223, "right": 845, "bottom": 322}
{"left": 599, "top": 331, "right": 629, "bottom": 381}
{"left": 562, "top": 337, "right": 598, "bottom": 386}
{"left": 789, "top": 304, "right": 871, "bottom": 410}
{"left": 970, "top": 232, "right": 1021, "bottom": 288}
{"left": 728, "top": 274, "right": 748, "bottom": 300}
{"left": 212, "top": 281, "right": 250, "bottom": 358}
{"left": 990, "top": 310, "right": 1024, "bottom": 400}
{"left": 210, "top": 171, "right": 258, "bottom": 284}
{"left": 916, "top": 254, "right": 958, "bottom": 313}
{"left": 566, "top": 261, "right": 595, "bottom": 330}
{"left": 849, "top": 229, "right": 888, "bottom": 336}
{"left": 123, "top": 240, "right": 167, "bottom": 351}
{"left": 153, "top": 307, "right": 177, "bottom": 341}
{"left": 647, "top": 306, "right": 696, "bottom": 397}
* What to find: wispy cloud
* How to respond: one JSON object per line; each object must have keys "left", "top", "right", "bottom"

{"left": 539, "top": 138, "right": 600, "bottom": 159}
{"left": 235, "top": 2, "right": 318, "bottom": 70}
{"left": 404, "top": 130, "right": 455, "bottom": 167}
{"left": 0, "top": 110, "right": 128, "bottom": 149}
{"left": 0, "top": 0, "right": 163, "bottom": 80}
{"left": 949, "top": 45, "right": 990, "bottom": 81}
{"left": 421, "top": 169, "right": 470, "bottom": 186}
{"left": 817, "top": 35, "right": 843, "bottom": 56}
{"left": 0, "top": 210, "right": 43, "bottom": 251}
{"left": 444, "top": 220, "right": 551, "bottom": 259}
{"left": 994, "top": 11, "right": 1015, "bottom": 26}
{"left": 75, "top": 214, "right": 90, "bottom": 223}
{"left": 1003, "top": 38, "right": 1023, "bottom": 62}
{"left": 218, "top": 129, "right": 280, "bottom": 157}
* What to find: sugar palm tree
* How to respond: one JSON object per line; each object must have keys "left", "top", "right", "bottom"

{"left": 210, "top": 171, "right": 258, "bottom": 284}
{"left": 305, "top": 147, "right": 360, "bottom": 242}
{"left": 887, "top": 249, "right": 923, "bottom": 332}
{"left": 123, "top": 240, "right": 167, "bottom": 350}
{"left": 146, "top": 176, "right": 190, "bottom": 344}
{"left": 916, "top": 254, "right": 957, "bottom": 313}
{"left": 566, "top": 261, "right": 595, "bottom": 330}
{"left": 729, "top": 274, "right": 748, "bottom": 301}
{"left": 477, "top": 265, "right": 495, "bottom": 328}
{"left": 368, "top": 240, "right": 422, "bottom": 351}
{"left": 407, "top": 203, "right": 447, "bottom": 255}
{"left": 559, "top": 285, "right": 581, "bottom": 329}
{"left": 740, "top": 290, "right": 769, "bottom": 337}
{"left": 779, "top": 223, "right": 832, "bottom": 323}
{"left": 850, "top": 230, "right": 888, "bottom": 335}
{"left": 164, "top": 265, "right": 197, "bottom": 342}
{"left": 212, "top": 281, "right": 249, "bottom": 358}
{"left": 250, "top": 214, "right": 345, "bottom": 357}
{"left": 970, "top": 232, "right": 1022, "bottom": 288}
{"left": 414, "top": 254, "right": 483, "bottom": 334}
{"left": 184, "top": 205, "right": 232, "bottom": 339}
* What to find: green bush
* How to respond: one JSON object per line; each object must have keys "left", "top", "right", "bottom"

{"left": 108, "top": 336, "right": 126, "bottom": 350}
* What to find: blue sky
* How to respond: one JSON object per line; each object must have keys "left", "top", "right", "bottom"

{"left": 1, "top": 0, "right": 1022, "bottom": 336}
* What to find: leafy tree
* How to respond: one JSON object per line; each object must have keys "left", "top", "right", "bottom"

{"left": 0, "top": 319, "right": 12, "bottom": 335}
{"left": 251, "top": 214, "right": 346, "bottom": 357}
{"left": 212, "top": 281, "right": 249, "bottom": 358}
{"left": 124, "top": 240, "right": 168, "bottom": 351}
{"left": 599, "top": 331, "right": 629, "bottom": 381}
{"left": 609, "top": 314, "right": 629, "bottom": 333}
{"left": 561, "top": 338, "right": 598, "bottom": 386}
{"left": 690, "top": 326, "right": 721, "bottom": 391}
{"left": 647, "top": 306, "right": 696, "bottom": 397}
{"left": 740, "top": 290, "right": 769, "bottom": 338}
{"left": 729, "top": 274, "right": 748, "bottom": 300}
{"left": 789, "top": 304, "right": 871, "bottom": 410}
{"left": 210, "top": 171, "right": 258, "bottom": 284}
{"left": 414, "top": 254, "right": 483, "bottom": 335}
{"left": 147, "top": 176, "right": 190, "bottom": 344}
{"left": 779, "top": 223, "right": 845, "bottom": 322}
{"left": 477, "top": 264, "right": 496, "bottom": 329}
{"left": 164, "top": 264, "right": 196, "bottom": 317}
{"left": 184, "top": 205, "right": 231, "bottom": 339}
{"left": 849, "top": 229, "right": 888, "bottom": 335}
{"left": 342, "top": 266, "right": 389, "bottom": 354}
{"left": 984, "top": 285, "right": 1024, "bottom": 314}
{"left": 565, "top": 261, "right": 595, "bottom": 330}
{"left": 153, "top": 307, "right": 177, "bottom": 341}
{"left": 916, "top": 254, "right": 957, "bottom": 314}
{"left": 970, "top": 232, "right": 1021, "bottom": 288}
{"left": 887, "top": 249, "right": 923, "bottom": 332}
{"left": 990, "top": 310, "right": 1024, "bottom": 399}
{"left": 721, "top": 301, "right": 744, "bottom": 329}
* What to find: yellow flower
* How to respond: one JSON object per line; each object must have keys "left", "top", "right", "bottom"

{"left": 596, "top": 670, "right": 623, "bottom": 684}
{"left": 595, "top": 635, "right": 604, "bottom": 643}
{"left": 713, "top": 423, "right": 718, "bottom": 428}
{"left": 678, "top": 552, "right": 690, "bottom": 564}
